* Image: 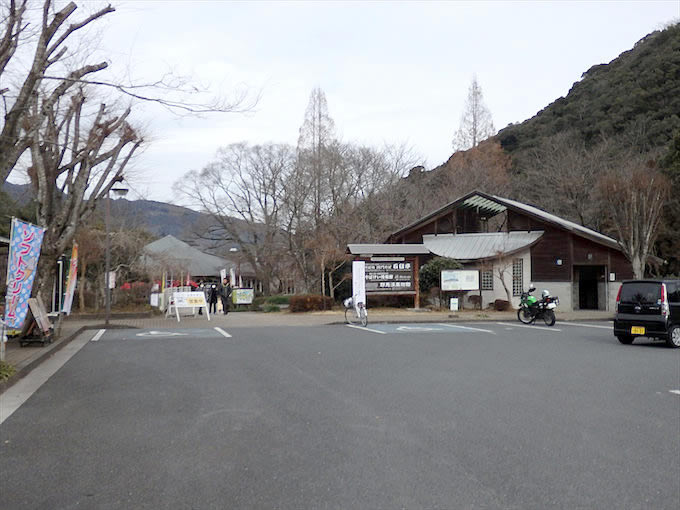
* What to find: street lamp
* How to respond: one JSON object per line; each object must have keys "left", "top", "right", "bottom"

{"left": 104, "top": 178, "right": 128, "bottom": 326}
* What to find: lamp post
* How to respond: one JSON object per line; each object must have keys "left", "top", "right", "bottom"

{"left": 104, "top": 179, "right": 129, "bottom": 325}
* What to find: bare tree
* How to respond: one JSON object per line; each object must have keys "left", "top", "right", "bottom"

{"left": 175, "top": 143, "right": 294, "bottom": 295}
{"left": 452, "top": 76, "right": 496, "bottom": 151}
{"left": 297, "top": 87, "right": 337, "bottom": 228}
{"left": 598, "top": 156, "right": 669, "bottom": 279}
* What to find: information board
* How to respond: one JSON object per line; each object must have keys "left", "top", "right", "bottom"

{"left": 233, "top": 288, "right": 254, "bottom": 305}
{"left": 365, "top": 261, "right": 413, "bottom": 292}
{"left": 166, "top": 291, "right": 209, "bottom": 322}
{"left": 441, "top": 270, "right": 479, "bottom": 291}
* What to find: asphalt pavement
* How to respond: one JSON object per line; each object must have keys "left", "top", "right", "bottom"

{"left": 1, "top": 320, "right": 678, "bottom": 509}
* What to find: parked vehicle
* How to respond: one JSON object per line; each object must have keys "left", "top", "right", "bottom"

{"left": 613, "top": 279, "right": 680, "bottom": 348}
{"left": 517, "top": 286, "right": 559, "bottom": 326}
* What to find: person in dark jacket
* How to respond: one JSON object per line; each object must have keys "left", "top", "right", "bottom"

{"left": 208, "top": 283, "right": 218, "bottom": 314}
{"left": 219, "top": 278, "right": 232, "bottom": 314}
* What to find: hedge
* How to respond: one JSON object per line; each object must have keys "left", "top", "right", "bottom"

{"left": 289, "top": 294, "right": 334, "bottom": 312}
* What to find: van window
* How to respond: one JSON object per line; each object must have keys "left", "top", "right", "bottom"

{"left": 619, "top": 283, "right": 661, "bottom": 304}
{"left": 667, "top": 282, "right": 680, "bottom": 303}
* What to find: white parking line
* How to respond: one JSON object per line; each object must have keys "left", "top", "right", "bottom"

{"left": 214, "top": 327, "right": 232, "bottom": 338}
{"left": 90, "top": 329, "right": 106, "bottom": 342}
{"left": 346, "top": 324, "right": 387, "bottom": 334}
{"left": 670, "top": 390, "right": 680, "bottom": 396}
{"left": 438, "top": 323, "right": 496, "bottom": 334}
{"left": 560, "top": 322, "right": 612, "bottom": 330}
{"left": 496, "top": 322, "right": 562, "bottom": 332}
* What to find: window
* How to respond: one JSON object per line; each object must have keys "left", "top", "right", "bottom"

{"left": 481, "top": 270, "right": 494, "bottom": 290}
{"left": 512, "top": 259, "right": 523, "bottom": 296}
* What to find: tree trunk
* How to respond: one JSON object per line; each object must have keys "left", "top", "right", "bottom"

{"left": 79, "top": 260, "right": 88, "bottom": 312}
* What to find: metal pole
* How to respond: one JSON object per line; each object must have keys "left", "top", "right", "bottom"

{"left": 105, "top": 191, "right": 111, "bottom": 326}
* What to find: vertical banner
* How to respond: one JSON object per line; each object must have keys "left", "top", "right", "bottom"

{"left": 352, "top": 261, "right": 366, "bottom": 305}
{"left": 62, "top": 243, "right": 78, "bottom": 315}
{"left": 4, "top": 218, "right": 46, "bottom": 329}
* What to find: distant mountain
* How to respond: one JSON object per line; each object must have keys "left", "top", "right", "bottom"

{"left": 0, "top": 181, "right": 242, "bottom": 254}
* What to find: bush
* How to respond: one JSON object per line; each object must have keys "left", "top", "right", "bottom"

{"left": 289, "top": 294, "right": 334, "bottom": 312}
{"left": 262, "top": 304, "right": 280, "bottom": 313}
{"left": 265, "top": 295, "right": 290, "bottom": 305}
{"left": 419, "top": 257, "right": 462, "bottom": 294}
{"left": 0, "top": 361, "right": 16, "bottom": 382}
{"left": 494, "top": 299, "right": 511, "bottom": 311}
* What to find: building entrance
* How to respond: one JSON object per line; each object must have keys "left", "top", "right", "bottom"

{"left": 574, "top": 265, "right": 606, "bottom": 310}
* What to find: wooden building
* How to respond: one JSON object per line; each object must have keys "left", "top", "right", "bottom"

{"left": 348, "top": 191, "right": 634, "bottom": 311}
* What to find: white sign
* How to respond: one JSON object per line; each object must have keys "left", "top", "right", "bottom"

{"left": 171, "top": 291, "right": 208, "bottom": 308}
{"left": 107, "top": 271, "right": 116, "bottom": 289}
{"left": 150, "top": 293, "right": 159, "bottom": 307}
{"left": 352, "top": 261, "right": 366, "bottom": 305}
{"left": 450, "top": 297, "right": 459, "bottom": 311}
{"left": 166, "top": 291, "right": 209, "bottom": 322}
{"left": 441, "top": 270, "right": 479, "bottom": 291}
{"left": 233, "top": 288, "right": 254, "bottom": 304}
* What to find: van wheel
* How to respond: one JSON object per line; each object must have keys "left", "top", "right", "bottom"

{"left": 666, "top": 326, "right": 680, "bottom": 348}
{"left": 617, "top": 335, "right": 634, "bottom": 345}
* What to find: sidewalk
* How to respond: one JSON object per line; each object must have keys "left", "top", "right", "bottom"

{"left": 0, "top": 308, "right": 614, "bottom": 393}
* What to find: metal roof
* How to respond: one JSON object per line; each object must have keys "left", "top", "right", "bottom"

{"left": 491, "top": 195, "right": 619, "bottom": 248}
{"left": 422, "top": 231, "right": 544, "bottom": 261}
{"left": 144, "top": 235, "right": 234, "bottom": 277}
{"left": 387, "top": 190, "right": 621, "bottom": 250}
{"left": 347, "top": 243, "right": 430, "bottom": 256}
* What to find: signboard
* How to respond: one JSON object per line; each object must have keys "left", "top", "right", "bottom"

{"left": 28, "top": 297, "right": 51, "bottom": 335}
{"left": 441, "top": 270, "right": 479, "bottom": 291}
{"left": 233, "top": 288, "right": 254, "bottom": 305}
{"left": 107, "top": 271, "right": 116, "bottom": 290}
{"left": 365, "top": 261, "right": 413, "bottom": 292}
{"left": 62, "top": 243, "right": 78, "bottom": 315}
{"left": 172, "top": 291, "right": 208, "bottom": 307}
{"left": 3, "top": 218, "right": 46, "bottom": 329}
{"left": 166, "top": 291, "right": 209, "bottom": 322}
{"left": 352, "top": 261, "right": 366, "bottom": 304}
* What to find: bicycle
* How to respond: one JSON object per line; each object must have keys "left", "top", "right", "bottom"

{"left": 343, "top": 296, "right": 368, "bottom": 327}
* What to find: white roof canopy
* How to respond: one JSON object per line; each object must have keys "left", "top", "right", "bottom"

{"left": 423, "top": 232, "right": 544, "bottom": 261}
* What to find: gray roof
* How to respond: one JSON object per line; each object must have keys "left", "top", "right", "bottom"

{"left": 422, "top": 231, "right": 544, "bottom": 261}
{"left": 144, "top": 235, "right": 233, "bottom": 277}
{"left": 347, "top": 244, "right": 430, "bottom": 256}
{"left": 388, "top": 190, "right": 621, "bottom": 250}
{"left": 491, "top": 195, "right": 619, "bottom": 249}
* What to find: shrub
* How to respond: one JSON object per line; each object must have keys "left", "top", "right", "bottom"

{"left": 289, "top": 294, "right": 334, "bottom": 312}
{"left": 265, "top": 295, "right": 290, "bottom": 305}
{"left": 419, "top": 257, "right": 463, "bottom": 294}
{"left": 0, "top": 361, "right": 16, "bottom": 382}
{"left": 262, "top": 304, "right": 280, "bottom": 313}
{"left": 494, "top": 299, "right": 511, "bottom": 311}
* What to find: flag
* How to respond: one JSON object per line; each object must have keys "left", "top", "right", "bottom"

{"left": 62, "top": 243, "right": 78, "bottom": 315}
{"left": 4, "top": 219, "right": 46, "bottom": 329}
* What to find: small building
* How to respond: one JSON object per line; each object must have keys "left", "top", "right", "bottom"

{"left": 142, "top": 235, "right": 258, "bottom": 288}
{"left": 348, "top": 191, "right": 634, "bottom": 311}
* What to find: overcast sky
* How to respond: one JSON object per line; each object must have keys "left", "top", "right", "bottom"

{"left": 11, "top": 0, "right": 679, "bottom": 203}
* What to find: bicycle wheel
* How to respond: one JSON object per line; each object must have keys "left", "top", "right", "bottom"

{"left": 344, "top": 307, "right": 354, "bottom": 324}
{"left": 359, "top": 307, "right": 368, "bottom": 327}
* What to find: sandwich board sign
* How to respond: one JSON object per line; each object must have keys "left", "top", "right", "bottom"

{"left": 166, "top": 291, "right": 209, "bottom": 322}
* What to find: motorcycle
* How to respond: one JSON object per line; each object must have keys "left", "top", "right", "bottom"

{"left": 517, "top": 286, "right": 559, "bottom": 326}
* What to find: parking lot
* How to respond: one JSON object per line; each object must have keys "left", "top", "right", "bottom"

{"left": 1, "top": 320, "right": 678, "bottom": 509}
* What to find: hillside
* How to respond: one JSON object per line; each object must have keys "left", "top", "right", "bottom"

{"left": 0, "top": 182, "right": 242, "bottom": 252}
{"left": 498, "top": 23, "right": 680, "bottom": 162}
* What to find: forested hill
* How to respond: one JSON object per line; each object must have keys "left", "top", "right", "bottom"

{"left": 498, "top": 22, "right": 680, "bottom": 160}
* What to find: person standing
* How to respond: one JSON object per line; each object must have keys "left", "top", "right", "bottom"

{"left": 219, "top": 278, "right": 232, "bottom": 314}
{"left": 208, "top": 283, "right": 218, "bottom": 314}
